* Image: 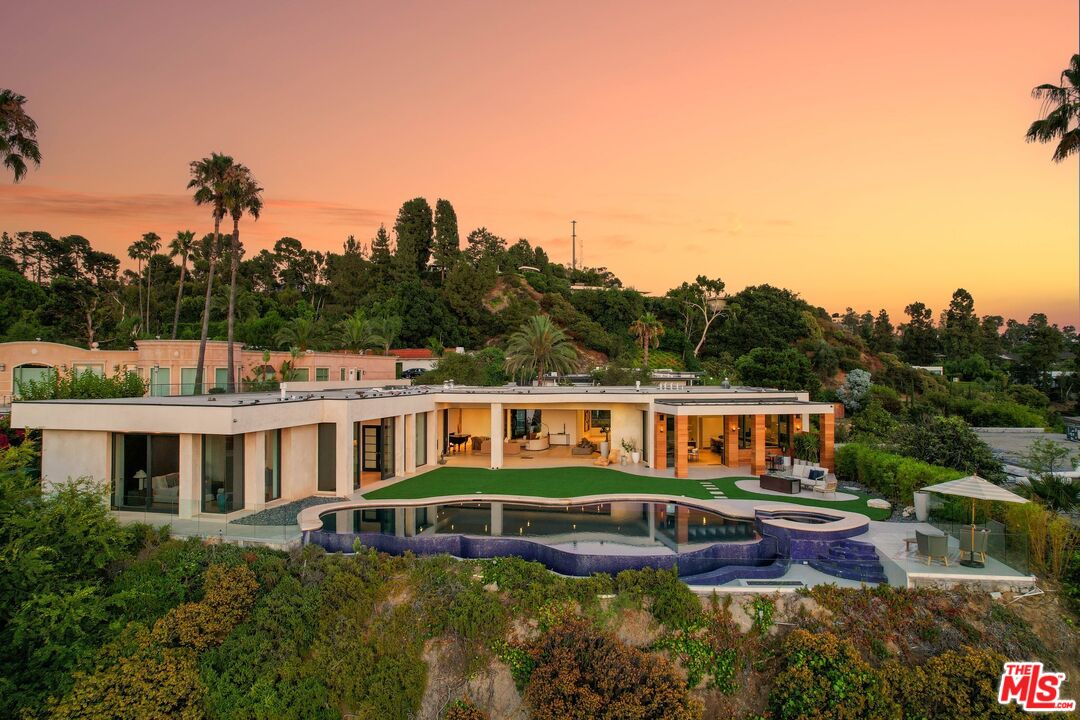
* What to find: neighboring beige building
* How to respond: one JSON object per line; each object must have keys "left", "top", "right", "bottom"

{"left": 10, "top": 384, "right": 835, "bottom": 521}
{"left": 0, "top": 340, "right": 398, "bottom": 403}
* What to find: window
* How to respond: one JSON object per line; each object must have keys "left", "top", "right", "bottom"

{"left": 315, "top": 367, "right": 329, "bottom": 382}
{"left": 180, "top": 367, "right": 201, "bottom": 396}
{"left": 381, "top": 418, "right": 395, "bottom": 479}
{"left": 112, "top": 433, "right": 180, "bottom": 514}
{"left": 264, "top": 430, "right": 281, "bottom": 502}
{"left": 12, "top": 365, "right": 54, "bottom": 397}
{"left": 738, "top": 415, "right": 751, "bottom": 449}
{"left": 585, "top": 410, "right": 611, "bottom": 432}
{"left": 317, "top": 423, "right": 335, "bottom": 492}
{"left": 73, "top": 363, "right": 104, "bottom": 376}
{"left": 509, "top": 409, "right": 543, "bottom": 439}
{"left": 292, "top": 368, "right": 310, "bottom": 382}
{"left": 415, "top": 413, "right": 427, "bottom": 467}
{"left": 340, "top": 368, "right": 347, "bottom": 381}
{"left": 202, "top": 434, "right": 244, "bottom": 513}
{"left": 149, "top": 367, "right": 171, "bottom": 396}
{"left": 214, "top": 367, "right": 230, "bottom": 391}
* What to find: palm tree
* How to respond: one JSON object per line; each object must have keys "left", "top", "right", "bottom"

{"left": 274, "top": 317, "right": 323, "bottom": 353}
{"left": 169, "top": 230, "right": 196, "bottom": 339}
{"left": 188, "top": 153, "right": 235, "bottom": 393}
{"left": 370, "top": 313, "right": 402, "bottom": 355}
{"left": 338, "top": 310, "right": 383, "bottom": 354}
{"left": 141, "top": 232, "right": 161, "bottom": 334}
{"left": 126, "top": 236, "right": 152, "bottom": 333}
{"left": 629, "top": 312, "right": 665, "bottom": 370}
{"left": 1026, "top": 54, "right": 1080, "bottom": 162}
{"left": 505, "top": 315, "right": 578, "bottom": 385}
{"left": 222, "top": 164, "right": 263, "bottom": 392}
{"left": 0, "top": 90, "right": 41, "bottom": 183}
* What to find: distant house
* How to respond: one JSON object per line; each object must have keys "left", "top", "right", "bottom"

{"left": 390, "top": 347, "right": 464, "bottom": 377}
{"left": 911, "top": 365, "right": 944, "bottom": 376}
{"left": 0, "top": 340, "right": 399, "bottom": 404}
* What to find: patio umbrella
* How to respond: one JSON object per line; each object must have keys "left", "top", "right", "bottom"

{"left": 920, "top": 475, "right": 1028, "bottom": 568}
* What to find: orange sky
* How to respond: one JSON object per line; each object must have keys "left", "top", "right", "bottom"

{"left": 1, "top": 1, "right": 1078, "bottom": 326}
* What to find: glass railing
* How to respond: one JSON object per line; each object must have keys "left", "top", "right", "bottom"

{"left": 926, "top": 519, "right": 1030, "bottom": 575}
{"left": 110, "top": 498, "right": 304, "bottom": 546}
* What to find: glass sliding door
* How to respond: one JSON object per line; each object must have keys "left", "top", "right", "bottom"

{"left": 202, "top": 434, "right": 244, "bottom": 513}
{"left": 112, "top": 433, "right": 180, "bottom": 513}
{"left": 381, "top": 417, "right": 395, "bottom": 480}
{"left": 264, "top": 429, "right": 281, "bottom": 501}
{"left": 317, "top": 423, "right": 335, "bottom": 492}
{"left": 362, "top": 424, "right": 381, "bottom": 475}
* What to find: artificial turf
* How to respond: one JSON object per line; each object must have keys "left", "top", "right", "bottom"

{"left": 362, "top": 466, "right": 891, "bottom": 520}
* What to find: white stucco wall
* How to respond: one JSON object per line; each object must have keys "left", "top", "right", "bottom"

{"left": 41, "top": 430, "right": 110, "bottom": 493}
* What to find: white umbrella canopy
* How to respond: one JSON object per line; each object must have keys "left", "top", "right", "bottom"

{"left": 921, "top": 475, "right": 1028, "bottom": 504}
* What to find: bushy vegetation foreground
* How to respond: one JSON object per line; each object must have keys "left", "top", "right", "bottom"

{"left": 2, "top": 468, "right": 1077, "bottom": 720}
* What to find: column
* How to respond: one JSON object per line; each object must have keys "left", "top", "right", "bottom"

{"left": 788, "top": 414, "right": 797, "bottom": 457}
{"left": 394, "top": 508, "right": 405, "bottom": 537}
{"left": 676, "top": 505, "right": 688, "bottom": 544}
{"left": 819, "top": 413, "right": 836, "bottom": 470}
{"left": 674, "top": 415, "right": 689, "bottom": 479}
{"left": 404, "top": 413, "right": 416, "bottom": 474}
{"left": 647, "top": 503, "right": 656, "bottom": 542}
{"left": 335, "top": 421, "right": 354, "bottom": 497}
{"left": 654, "top": 414, "right": 667, "bottom": 470}
{"left": 724, "top": 416, "right": 740, "bottom": 468}
{"left": 490, "top": 402, "right": 504, "bottom": 469}
{"left": 178, "top": 433, "right": 199, "bottom": 519}
{"left": 243, "top": 431, "right": 266, "bottom": 510}
{"left": 645, "top": 409, "right": 656, "bottom": 467}
{"left": 490, "top": 501, "right": 503, "bottom": 536}
{"left": 751, "top": 414, "right": 766, "bottom": 475}
{"left": 335, "top": 510, "right": 351, "bottom": 535}
{"left": 395, "top": 415, "right": 406, "bottom": 477}
{"left": 427, "top": 410, "right": 438, "bottom": 466}
{"left": 404, "top": 508, "right": 416, "bottom": 536}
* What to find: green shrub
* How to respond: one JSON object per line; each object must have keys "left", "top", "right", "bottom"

{"left": 614, "top": 567, "right": 702, "bottom": 629}
{"left": 891, "top": 647, "right": 1024, "bottom": 719}
{"left": 836, "top": 443, "right": 963, "bottom": 504}
{"left": 768, "top": 630, "right": 898, "bottom": 720}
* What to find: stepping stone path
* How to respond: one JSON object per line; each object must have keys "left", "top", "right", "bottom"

{"left": 699, "top": 480, "right": 726, "bottom": 498}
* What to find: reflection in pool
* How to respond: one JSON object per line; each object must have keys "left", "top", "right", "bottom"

{"left": 318, "top": 500, "right": 756, "bottom": 554}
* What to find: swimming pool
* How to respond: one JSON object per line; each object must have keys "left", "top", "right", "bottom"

{"left": 301, "top": 496, "right": 875, "bottom": 585}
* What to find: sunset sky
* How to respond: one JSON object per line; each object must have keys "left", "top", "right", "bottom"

{"left": 2, "top": 1, "right": 1078, "bottom": 326}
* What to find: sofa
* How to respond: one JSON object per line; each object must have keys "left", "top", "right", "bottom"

{"left": 151, "top": 472, "right": 179, "bottom": 504}
{"left": 475, "top": 438, "right": 522, "bottom": 456}
{"left": 571, "top": 439, "right": 597, "bottom": 456}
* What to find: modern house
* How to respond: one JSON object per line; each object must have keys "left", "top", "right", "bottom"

{"left": 10, "top": 383, "right": 835, "bottom": 520}
{"left": 0, "top": 340, "right": 399, "bottom": 403}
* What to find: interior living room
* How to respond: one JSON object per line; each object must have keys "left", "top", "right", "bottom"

{"left": 439, "top": 404, "right": 648, "bottom": 468}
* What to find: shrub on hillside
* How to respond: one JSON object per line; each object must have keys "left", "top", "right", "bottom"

{"left": 835, "top": 443, "right": 962, "bottom": 504}
{"left": 768, "top": 630, "right": 898, "bottom": 720}
{"left": 890, "top": 647, "right": 1024, "bottom": 719}
{"left": 524, "top": 618, "right": 702, "bottom": 720}
{"left": 891, "top": 415, "right": 1005, "bottom": 482}
{"left": 443, "top": 698, "right": 489, "bottom": 720}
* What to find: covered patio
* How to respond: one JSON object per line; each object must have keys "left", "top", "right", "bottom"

{"left": 651, "top": 398, "right": 837, "bottom": 478}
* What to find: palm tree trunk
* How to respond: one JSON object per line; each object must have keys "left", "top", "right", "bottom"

{"left": 171, "top": 255, "right": 187, "bottom": 340}
{"left": 226, "top": 218, "right": 240, "bottom": 393}
{"left": 145, "top": 261, "right": 152, "bottom": 335}
{"left": 643, "top": 334, "right": 650, "bottom": 369}
{"left": 136, "top": 259, "right": 144, "bottom": 333}
{"left": 193, "top": 218, "right": 220, "bottom": 394}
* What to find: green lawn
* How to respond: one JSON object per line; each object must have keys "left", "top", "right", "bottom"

{"left": 362, "top": 467, "right": 890, "bottom": 520}
{"left": 363, "top": 466, "right": 714, "bottom": 500}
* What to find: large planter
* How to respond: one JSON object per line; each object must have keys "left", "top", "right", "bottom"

{"left": 913, "top": 491, "right": 930, "bottom": 522}
{"left": 631, "top": 451, "right": 641, "bottom": 464}
{"left": 599, "top": 441, "right": 610, "bottom": 458}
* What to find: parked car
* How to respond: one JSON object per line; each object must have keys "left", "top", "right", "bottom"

{"left": 401, "top": 368, "right": 426, "bottom": 379}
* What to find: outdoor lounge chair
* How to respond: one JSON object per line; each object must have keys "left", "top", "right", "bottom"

{"left": 916, "top": 530, "right": 949, "bottom": 566}
{"left": 959, "top": 529, "right": 989, "bottom": 563}
{"left": 812, "top": 477, "right": 837, "bottom": 498}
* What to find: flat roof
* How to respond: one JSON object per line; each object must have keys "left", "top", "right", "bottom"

{"left": 11, "top": 383, "right": 806, "bottom": 408}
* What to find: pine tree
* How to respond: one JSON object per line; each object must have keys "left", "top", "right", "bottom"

{"left": 370, "top": 224, "right": 393, "bottom": 285}
{"left": 432, "top": 198, "right": 460, "bottom": 278}
{"left": 392, "top": 197, "right": 433, "bottom": 278}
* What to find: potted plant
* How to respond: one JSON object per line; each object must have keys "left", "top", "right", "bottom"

{"left": 621, "top": 438, "right": 640, "bottom": 464}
